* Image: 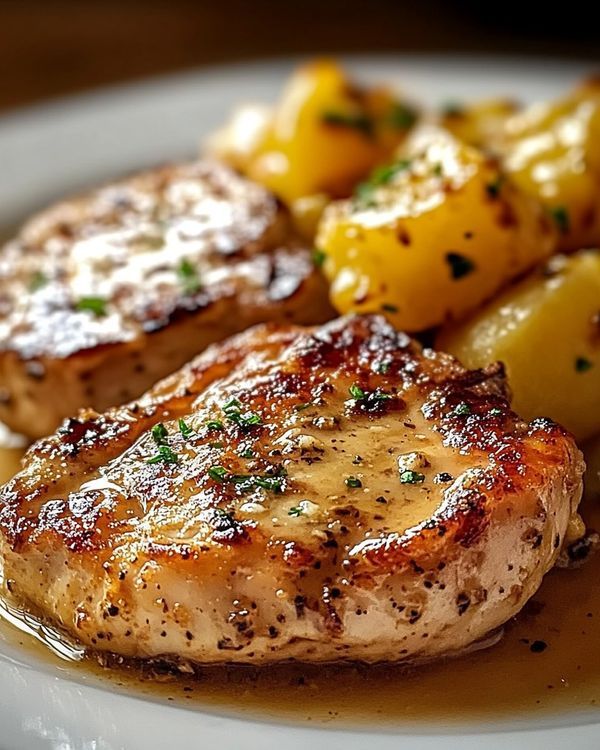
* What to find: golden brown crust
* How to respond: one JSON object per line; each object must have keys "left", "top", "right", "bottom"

{"left": 0, "top": 315, "right": 583, "bottom": 664}
{"left": 0, "top": 160, "right": 334, "bottom": 437}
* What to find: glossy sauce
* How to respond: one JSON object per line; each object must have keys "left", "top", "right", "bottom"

{"left": 1, "top": 435, "right": 600, "bottom": 727}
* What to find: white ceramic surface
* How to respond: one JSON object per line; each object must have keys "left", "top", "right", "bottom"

{"left": 0, "top": 54, "right": 599, "bottom": 750}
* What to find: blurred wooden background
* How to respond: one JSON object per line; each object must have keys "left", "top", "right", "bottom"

{"left": 1, "top": 0, "right": 599, "bottom": 113}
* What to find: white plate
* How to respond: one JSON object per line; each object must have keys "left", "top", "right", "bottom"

{"left": 0, "top": 54, "right": 598, "bottom": 750}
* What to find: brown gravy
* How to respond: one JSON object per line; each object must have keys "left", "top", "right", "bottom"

{"left": 1, "top": 436, "right": 600, "bottom": 727}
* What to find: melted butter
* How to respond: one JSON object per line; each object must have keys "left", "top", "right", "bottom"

{"left": 1, "top": 434, "right": 600, "bottom": 726}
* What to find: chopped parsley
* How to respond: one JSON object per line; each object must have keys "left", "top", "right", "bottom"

{"left": 381, "top": 303, "right": 399, "bottom": 313}
{"left": 208, "top": 465, "right": 228, "bottom": 481}
{"left": 550, "top": 206, "right": 570, "bottom": 234}
{"left": 575, "top": 356, "right": 593, "bottom": 373}
{"left": 29, "top": 270, "right": 48, "bottom": 292}
{"left": 178, "top": 258, "right": 201, "bottom": 294}
{"left": 446, "top": 252, "right": 475, "bottom": 280}
{"left": 348, "top": 383, "right": 393, "bottom": 413}
{"left": 206, "top": 419, "right": 224, "bottom": 431}
{"left": 354, "top": 182, "right": 378, "bottom": 208}
{"left": 387, "top": 102, "right": 418, "bottom": 130}
{"left": 223, "top": 398, "right": 262, "bottom": 430}
{"left": 312, "top": 248, "right": 327, "bottom": 268}
{"left": 452, "top": 402, "right": 472, "bottom": 417}
{"left": 399, "top": 469, "right": 425, "bottom": 484}
{"left": 239, "top": 447, "right": 255, "bottom": 458}
{"left": 147, "top": 445, "right": 179, "bottom": 465}
{"left": 208, "top": 465, "right": 287, "bottom": 493}
{"left": 488, "top": 407, "right": 503, "bottom": 417}
{"left": 374, "top": 361, "right": 391, "bottom": 374}
{"left": 345, "top": 476, "right": 362, "bottom": 489}
{"left": 76, "top": 296, "right": 107, "bottom": 316}
{"left": 349, "top": 383, "right": 366, "bottom": 400}
{"left": 321, "top": 110, "right": 373, "bottom": 137}
{"left": 294, "top": 402, "right": 313, "bottom": 412}
{"left": 151, "top": 422, "right": 169, "bottom": 445}
{"left": 288, "top": 505, "right": 304, "bottom": 517}
{"left": 485, "top": 175, "right": 505, "bottom": 199}
{"left": 433, "top": 162, "right": 444, "bottom": 177}
{"left": 178, "top": 419, "right": 194, "bottom": 439}
{"left": 353, "top": 159, "right": 411, "bottom": 208}
{"left": 370, "top": 160, "right": 412, "bottom": 187}
{"left": 147, "top": 422, "right": 179, "bottom": 464}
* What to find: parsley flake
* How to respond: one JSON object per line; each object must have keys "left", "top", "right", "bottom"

{"left": 485, "top": 175, "right": 505, "bottom": 199}
{"left": 76, "top": 296, "right": 107, "bottom": 316}
{"left": 312, "top": 248, "right": 327, "bottom": 268}
{"left": 550, "top": 206, "right": 570, "bottom": 234}
{"left": 345, "top": 476, "right": 362, "bottom": 488}
{"left": 223, "top": 398, "right": 262, "bottom": 430}
{"left": 349, "top": 384, "right": 393, "bottom": 412}
{"left": 151, "top": 422, "right": 169, "bottom": 445}
{"left": 381, "top": 303, "right": 399, "bottom": 313}
{"left": 452, "top": 402, "right": 472, "bottom": 417}
{"left": 349, "top": 383, "right": 366, "bottom": 400}
{"left": 288, "top": 506, "right": 304, "bottom": 517}
{"left": 209, "top": 465, "right": 287, "bottom": 493}
{"left": 374, "top": 361, "right": 391, "bottom": 374}
{"left": 321, "top": 110, "right": 373, "bottom": 137}
{"left": 446, "top": 252, "right": 475, "bottom": 280}
{"left": 370, "top": 160, "right": 411, "bottom": 187}
{"left": 147, "top": 445, "right": 179, "bottom": 465}
{"left": 387, "top": 102, "right": 417, "bottom": 130}
{"left": 399, "top": 470, "right": 425, "bottom": 484}
{"left": 178, "top": 258, "right": 201, "bottom": 294}
{"left": 575, "top": 356, "right": 593, "bottom": 373}
{"left": 206, "top": 420, "right": 224, "bottom": 432}
{"left": 208, "top": 465, "right": 228, "bottom": 482}
{"left": 353, "top": 160, "right": 411, "bottom": 208}
{"left": 29, "top": 270, "right": 48, "bottom": 292}
{"left": 178, "top": 419, "right": 194, "bottom": 439}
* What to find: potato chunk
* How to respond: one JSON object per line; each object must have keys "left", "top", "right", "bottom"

{"left": 438, "top": 251, "right": 600, "bottom": 441}
{"left": 316, "top": 125, "right": 556, "bottom": 332}
{"left": 208, "top": 60, "right": 417, "bottom": 207}
{"left": 500, "top": 80, "right": 600, "bottom": 251}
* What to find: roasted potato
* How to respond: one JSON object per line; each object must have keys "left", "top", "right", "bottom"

{"left": 316, "top": 125, "right": 557, "bottom": 332}
{"left": 438, "top": 251, "right": 600, "bottom": 441}
{"left": 208, "top": 60, "right": 418, "bottom": 206}
{"left": 499, "top": 80, "right": 600, "bottom": 251}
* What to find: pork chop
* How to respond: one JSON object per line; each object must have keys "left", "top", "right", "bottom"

{"left": 0, "top": 315, "right": 584, "bottom": 665}
{"left": 0, "top": 159, "right": 333, "bottom": 439}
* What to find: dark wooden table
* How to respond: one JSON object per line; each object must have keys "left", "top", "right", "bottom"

{"left": 1, "top": 0, "right": 598, "bottom": 114}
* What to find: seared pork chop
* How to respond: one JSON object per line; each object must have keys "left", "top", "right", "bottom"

{"left": 0, "top": 159, "right": 333, "bottom": 439}
{"left": 0, "top": 315, "right": 583, "bottom": 665}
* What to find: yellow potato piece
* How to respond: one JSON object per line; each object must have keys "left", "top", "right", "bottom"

{"left": 500, "top": 80, "right": 600, "bottom": 251}
{"left": 438, "top": 251, "right": 600, "bottom": 441}
{"left": 316, "top": 125, "right": 556, "bottom": 332}
{"left": 210, "top": 60, "right": 418, "bottom": 206}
